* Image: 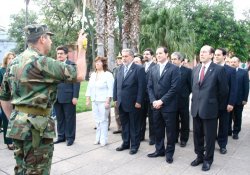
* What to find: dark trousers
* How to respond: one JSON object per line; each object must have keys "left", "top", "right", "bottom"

{"left": 140, "top": 99, "right": 155, "bottom": 142}
{"left": 0, "top": 107, "right": 12, "bottom": 144}
{"left": 193, "top": 116, "right": 217, "bottom": 164}
{"left": 217, "top": 110, "right": 229, "bottom": 148}
{"left": 229, "top": 105, "right": 243, "bottom": 135}
{"left": 176, "top": 106, "right": 190, "bottom": 143}
{"left": 153, "top": 110, "right": 176, "bottom": 158}
{"left": 54, "top": 102, "right": 76, "bottom": 142}
{"left": 119, "top": 105, "right": 141, "bottom": 150}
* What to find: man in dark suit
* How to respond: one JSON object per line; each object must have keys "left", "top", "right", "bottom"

{"left": 53, "top": 46, "right": 80, "bottom": 146}
{"left": 140, "top": 48, "right": 156, "bottom": 145}
{"left": 229, "top": 56, "right": 249, "bottom": 140}
{"left": 147, "top": 46, "right": 180, "bottom": 164}
{"left": 171, "top": 52, "right": 192, "bottom": 147}
{"left": 113, "top": 48, "right": 146, "bottom": 155}
{"left": 190, "top": 45, "right": 228, "bottom": 171}
{"left": 214, "top": 48, "right": 237, "bottom": 154}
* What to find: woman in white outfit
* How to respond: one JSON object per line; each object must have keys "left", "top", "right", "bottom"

{"left": 86, "top": 56, "right": 114, "bottom": 146}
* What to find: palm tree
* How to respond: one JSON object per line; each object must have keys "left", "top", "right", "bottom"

{"left": 140, "top": 6, "right": 196, "bottom": 60}
{"left": 106, "top": 0, "right": 116, "bottom": 70}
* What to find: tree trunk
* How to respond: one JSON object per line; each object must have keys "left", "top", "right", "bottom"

{"left": 130, "top": 0, "right": 140, "bottom": 53}
{"left": 122, "top": 0, "right": 131, "bottom": 49}
{"left": 94, "top": 0, "right": 105, "bottom": 56}
{"left": 106, "top": 0, "right": 116, "bottom": 71}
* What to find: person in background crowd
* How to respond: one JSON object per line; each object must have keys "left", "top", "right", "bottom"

{"left": 112, "top": 53, "right": 123, "bottom": 134}
{"left": 147, "top": 46, "right": 180, "bottom": 164}
{"left": 140, "top": 48, "right": 156, "bottom": 145}
{"left": 86, "top": 56, "right": 114, "bottom": 146}
{"left": 228, "top": 57, "right": 249, "bottom": 140}
{"left": 114, "top": 48, "right": 146, "bottom": 155}
{"left": 0, "top": 52, "right": 15, "bottom": 150}
{"left": 171, "top": 52, "right": 192, "bottom": 147}
{"left": 134, "top": 54, "right": 143, "bottom": 65}
{"left": 190, "top": 45, "right": 228, "bottom": 171}
{"left": 53, "top": 46, "right": 81, "bottom": 146}
{"left": 213, "top": 48, "right": 237, "bottom": 154}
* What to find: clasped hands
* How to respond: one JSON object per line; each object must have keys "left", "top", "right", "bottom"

{"left": 152, "top": 100, "right": 163, "bottom": 109}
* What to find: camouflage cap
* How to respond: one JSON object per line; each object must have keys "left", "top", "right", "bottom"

{"left": 24, "top": 24, "right": 54, "bottom": 40}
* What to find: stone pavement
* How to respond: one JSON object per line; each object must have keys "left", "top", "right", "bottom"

{"left": 1, "top": 104, "right": 250, "bottom": 175}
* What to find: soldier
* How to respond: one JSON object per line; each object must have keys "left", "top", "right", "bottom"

{"left": 0, "top": 24, "right": 87, "bottom": 174}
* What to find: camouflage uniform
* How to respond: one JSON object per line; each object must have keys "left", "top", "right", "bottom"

{"left": 0, "top": 24, "right": 78, "bottom": 175}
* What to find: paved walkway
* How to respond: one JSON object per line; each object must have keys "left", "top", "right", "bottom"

{"left": 1, "top": 103, "right": 250, "bottom": 175}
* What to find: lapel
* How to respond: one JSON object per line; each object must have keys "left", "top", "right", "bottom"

{"left": 159, "top": 62, "right": 171, "bottom": 81}
{"left": 194, "top": 64, "right": 201, "bottom": 85}
{"left": 123, "top": 63, "right": 135, "bottom": 82}
{"left": 202, "top": 62, "right": 215, "bottom": 84}
{"left": 146, "top": 62, "right": 155, "bottom": 73}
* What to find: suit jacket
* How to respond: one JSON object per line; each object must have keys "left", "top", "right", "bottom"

{"left": 147, "top": 62, "right": 180, "bottom": 112}
{"left": 113, "top": 63, "right": 146, "bottom": 112}
{"left": 145, "top": 62, "right": 156, "bottom": 95}
{"left": 191, "top": 62, "right": 229, "bottom": 119}
{"left": 219, "top": 64, "right": 237, "bottom": 110}
{"left": 235, "top": 68, "right": 249, "bottom": 105}
{"left": 56, "top": 60, "right": 80, "bottom": 103}
{"left": 178, "top": 66, "right": 192, "bottom": 108}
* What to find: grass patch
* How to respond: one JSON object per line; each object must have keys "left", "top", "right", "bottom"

{"left": 76, "top": 81, "right": 91, "bottom": 113}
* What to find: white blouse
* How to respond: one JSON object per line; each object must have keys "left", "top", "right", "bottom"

{"left": 85, "top": 71, "right": 114, "bottom": 102}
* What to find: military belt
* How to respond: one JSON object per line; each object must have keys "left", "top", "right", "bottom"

{"left": 15, "top": 105, "right": 51, "bottom": 116}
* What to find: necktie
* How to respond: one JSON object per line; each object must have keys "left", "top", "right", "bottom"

{"left": 199, "top": 66, "right": 206, "bottom": 83}
{"left": 124, "top": 66, "right": 129, "bottom": 78}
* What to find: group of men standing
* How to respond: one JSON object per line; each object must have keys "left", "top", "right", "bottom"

{"left": 113, "top": 45, "right": 249, "bottom": 172}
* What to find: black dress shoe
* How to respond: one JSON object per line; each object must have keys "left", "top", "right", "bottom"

{"left": 232, "top": 134, "right": 239, "bottom": 140}
{"left": 113, "top": 130, "right": 122, "bottom": 134}
{"left": 191, "top": 158, "right": 203, "bottom": 166}
{"left": 129, "top": 149, "right": 138, "bottom": 155}
{"left": 54, "top": 139, "right": 65, "bottom": 144}
{"left": 67, "top": 140, "right": 74, "bottom": 146}
{"left": 166, "top": 157, "right": 173, "bottom": 164}
{"left": 220, "top": 148, "right": 227, "bottom": 154}
{"left": 147, "top": 151, "right": 165, "bottom": 158}
{"left": 149, "top": 140, "right": 155, "bottom": 145}
{"left": 116, "top": 146, "right": 129, "bottom": 151}
{"left": 202, "top": 162, "right": 211, "bottom": 171}
{"left": 180, "top": 141, "right": 186, "bottom": 147}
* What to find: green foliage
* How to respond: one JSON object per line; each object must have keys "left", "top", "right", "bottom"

{"left": 76, "top": 81, "right": 91, "bottom": 113}
{"left": 140, "top": 6, "right": 196, "bottom": 60}
{"left": 8, "top": 10, "right": 38, "bottom": 54}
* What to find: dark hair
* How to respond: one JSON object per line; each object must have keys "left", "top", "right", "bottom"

{"left": 216, "top": 48, "right": 227, "bottom": 56}
{"left": 27, "top": 34, "right": 48, "bottom": 44}
{"left": 56, "top": 45, "right": 68, "bottom": 54}
{"left": 157, "top": 46, "right": 168, "bottom": 54}
{"left": 144, "top": 48, "right": 154, "bottom": 55}
{"left": 94, "top": 56, "right": 108, "bottom": 71}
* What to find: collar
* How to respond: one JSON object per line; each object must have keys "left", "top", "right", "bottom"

{"left": 201, "top": 60, "right": 212, "bottom": 68}
{"left": 124, "top": 61, "right": 133, "bottom": 70}
{"left": 158, "top": 60, "right": 168, "bottom": 67}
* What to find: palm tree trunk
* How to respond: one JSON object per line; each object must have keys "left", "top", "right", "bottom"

{"left": 94, "top": 0, "right": 106, "bottom": 56}
{"left": 130, "top": 0, "right": 140, "bottom": 53}
{"left": 122, "top": 0, "right": 131, "bottom": 49}
{"left": 106, "top": 0, "right": 116, "bottom": 71}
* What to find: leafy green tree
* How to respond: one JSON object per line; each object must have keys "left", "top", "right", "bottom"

{"left": 140, "top": 6, "right": 196, "bottom": 59}
{"left": 8, "top": 10, "right": 38, "bottom": 54}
